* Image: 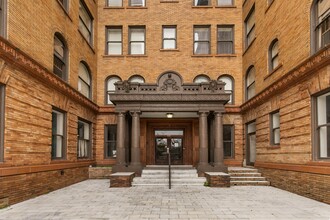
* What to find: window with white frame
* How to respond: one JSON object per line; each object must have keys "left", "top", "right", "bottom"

{"left": 217, "top": 0, "right": 233, "bottom": 6}
{"left": 105, "top": 125, "right": 117, "bottom": 158}
{"left": 163, "top": 26, "right": 177, "bottom": 49}
{"left": 53, "top": 33, "right": 68, "bottom": 80}
{"left": 194, "top": 26, "right": 210, "bottom": 54}
{"left": 217, "top": 25, "right": 234, "bottom": 54}
{"left": 78, "top": 62, "right": 91, "bottom": 99}
{"left": 270, "top": 111, "right": 280, "bottom": 145}
{"left": 128, "top": 75, "right": 145, "bottom": 83}
{"left": 218, "top": 75, "right": 234, "bottom": 104}
{"left": 193, "top": 75, "right": 210, "bottom": 83}
{"left": 79, "top": 0, "right": 93, "bottom": 45}
{"left": 77, "top": 119, "right": 91, "bottom": 158}
{"left": 223, "top": 125, "right": 234, "bottom": 158}
{"left": 129, "top": 26, "right": 145, "bottom": 55}
{"left": 194, "top": 0, "right": 210, "bottom": 6}
{"left": 106, "top": 76, "right": 121, "bottom": 104}
{"left": 107, "top": 27, "right": 122, "bottom": 55}
{"left": 107, "top": 0, "right": 122, "bottom": 6}
{"left": 52, "top": 109, "right": 66, "bottom": 159}
{"left": 315, "top": 91, "right": 330, "bottom": 159}
{"left": 246, "top": 66, "right": 255, "bottom": 100}
{"left": 313, "top": 0, "right": 330, "bottom": 52}
{"left": 269, "top": 39, "right": 279, "bottom": 71}
{"left": 245, "top": 5, "right": 255, "bottom": 49}
{"left": 130, "top": 0, "right": 145, "bottom": 7}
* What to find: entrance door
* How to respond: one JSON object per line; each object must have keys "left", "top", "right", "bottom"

{"left": 155, "top": 130, "right": 183, "bottom": 165}
{"left": 246, "top": 121, "right": 256, "bottom": 166}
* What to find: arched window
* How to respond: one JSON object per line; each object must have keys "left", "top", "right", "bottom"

{"left": 193, "top": 74, "right": 210, "bottom": 83}
{"left": 218, "top": 75, "right": 234, "bottom": 104}
{"left": 246, "top": 66, "right": 255, "bottom": 100}
{"left": 269, "top": 39, "right": 279, "bottom": 71}
{"left": 53, "top": 33, "right": 68, "bottom": 80}
{"left": 106, "top": 76, "right": 121, "bottom": 104}
{"left": 311, "top": 0, "right": 330, "bottom": 53}
{"left": 128, "top": 75, "right": 145, "bottom": 83}
{"left": 78, "top": 62, "right": 91, "bottom": 99}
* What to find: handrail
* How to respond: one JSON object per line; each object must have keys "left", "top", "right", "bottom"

{"left": 167, "top": 147, "right": 171, "bottom": 189}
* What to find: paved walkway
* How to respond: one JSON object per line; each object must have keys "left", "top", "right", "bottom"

{"left": 0, "top": 179, "right": 329, "bottom": 220}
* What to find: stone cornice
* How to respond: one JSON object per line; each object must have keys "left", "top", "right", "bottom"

{"left": 0, "top": 37, "right": 99, "bottom": 112}
{"left": 241, "top": 45, "right": 330, "bottom": 113}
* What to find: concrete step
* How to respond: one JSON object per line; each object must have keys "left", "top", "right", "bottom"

{"left": 230, "top": 181, "right": 270, "bottom": 186}
{"left": 133, "top": 177, "right": 206, "bottom": 184}
{"left": 229, "top": 172, "right": 261, "bottom": 177}
{"left": 142, "top": 170, "right": 197, "bottom": 175}
{"left": 230, "top": 177, "right": 267, "bottom": 181}
{"left": 228, "top": 167, "right": 258, "bottom": 173}
{"left": 132, "top": 183, "right": 204, "bottom": 186}
{"left": 141, "top": 174, "right": 199, "bottom": 179}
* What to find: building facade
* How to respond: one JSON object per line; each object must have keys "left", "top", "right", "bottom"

{"left": 0, "top": 0, "right": 329, "bottom": 205}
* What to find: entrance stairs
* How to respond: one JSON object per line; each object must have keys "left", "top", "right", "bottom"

{"left": 228, "top": 167, "right": 270, "bottom": 186}
{"left": 132, "top": 165, "right": 206, "bottom": 186}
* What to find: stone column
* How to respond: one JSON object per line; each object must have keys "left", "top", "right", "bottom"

{"left": 213, "top": 112, "right": 228, "bottom": 172}
{"left": 112, "top": 112, "right": 126, "bottom": 172}
{"left": 197, "top": 111, "right": 209, "bottom": 170}
{"left": 130, "top": 111, "right": 142, "bottom": 168}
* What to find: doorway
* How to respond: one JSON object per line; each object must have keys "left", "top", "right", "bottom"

{"left": 246, "top": 121, "right": 256, "bottom": 166}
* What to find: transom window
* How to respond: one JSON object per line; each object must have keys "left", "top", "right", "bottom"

{"left": 78, "top": 62, "right": 92, "bottom": 99}
{"left": 246, "top": 66, "right": 256, "bottom": 100}
{"left": 193, "top": 74, "right": 210, "bottom": 83}
{"left": 52, "top": 109, "right": 66, "bottom": 159}
{"left": 106, "top": 76, "right": 121, "bottom": 104}
{"left": 194, "top": 26, "right": 210, "bottom": 54}
{"left": 270, "top": 111, "right": 280, "bottom": 145}
{"left": 217, "top": 25, "right": 234, "bottom": 54}
{"left": 245, "top": 5, "right": 255, "bottom": 48}
{"left": 128, "top": 75, "right": 145, "bottom": 83}
{"left": 78, "top": 119, "right": 91, "bottom": 158}
{"left": 53, "top": 33, "right": 67, "bottom": 80}
{"left": 79, "top": 0, "right": 93, "bottom": 45}
{"left": 130, "top": 0, "right": 145, "bottom": 7}
{"left": 129, "top": 26, "right": 146, "bottom": 55}
{"left": 163, "top": 26, "right": 177, "bottom": 49}
{"left": 218, "top": 75, "right": 234, "bottom": 104}
{"left": 217, "top": 0, "right": 233, "bottom": 6}
{"left": 269, "top": 39, "right": 279, "bottom": 71}
{"left": 194, "top": 0, "right": 210, "bottom": 6}
{"left": 107, "top": 27, "right": 122, "bottom": 55}
{"left": 105, "top": 125, "right": 117, "bottom": 158}
{"left": 313, "top": 0, "right": 330, "bottom": 52}
{"left": 315, "top": 91, "right": 330, "bottom": 159}
{"left": 107, "top": 0, "right": 122, "bottom": 6}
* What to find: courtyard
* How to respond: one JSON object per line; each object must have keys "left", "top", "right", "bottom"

{"left": 0, "top": 179, "right": 329, "bottom": 220}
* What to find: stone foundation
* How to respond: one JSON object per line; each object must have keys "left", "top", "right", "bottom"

{"left": 89, "top": 166, "right": 112, "bottom": 179}
{"left": 205, "top": 172, "right": 230, "bottom": 187}
{"left": 109, "top": 172, "right": 135, "bottom": 187}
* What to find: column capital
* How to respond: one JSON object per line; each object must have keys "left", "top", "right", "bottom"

{"left": 129, "top": 111, "right": 141, "bottom": 117}
{"left": 198, "top": 111, "right": 209, "bottom": 116}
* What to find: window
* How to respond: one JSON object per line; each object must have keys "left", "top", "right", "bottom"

{"left": 218, "top": 75, "right": 234, "bottom": 104}
{"left": 268, "top": 0, "right": 274, "bottom": 5}
{"left": 193, "top": 74, "right": 210, "bottom": 83}
{"left": 217, "top": 25, "right": 234, "bottom": 54}
{"left": 312, "top": 0, "right": 330, "bottom": 52}
{"left": 223, "top": 125, "right": 234, "bottom": 158}
{"left": 129, "top": 26, "right": 146, "bottom": 55}
{"left": 217, "top": 0, "right": 233, "bottom": 6}
{"left": 129, "top": 0, "right": 145, "bottom": 7}
{"left": 107, "top": 0, "right": 122, "bottom": 6}
{"left": 246, "top": 66, "right": 255, "bottom": 100}
{"left": 78, "top": 119, "right": 91, "bottom": 158}
{"left": 246, "top": 121, "right": 256, "bottom": 165}
{"left": 269, "top": 39, "right": 279, "bottom": 71}
{"left": 58, "top": 0, "right": 69, "bottom": 11}
{"left": 194, "top": 0, "right": 210, "bottom": 6}
{"left": 270, "top": 111, "right": 280, "bottom": 145}
{"left": 194, "top": 26, "right": 210, "bottom": 54}
{"left": 245, "top": 5, "right": 255, "bottom": 48}
{"left": 0, "top": 84, "right": 5, "bottom": 162}
{"left": 107, "top": 27, "right": 122, "bottom": 55}
{"left": 106, "top": 76, "right": 121, "bottom": 104}
{"left": 163, "top": 26, "right": 177, "bottom": 49}
{"left": 315, "top": 91, "right": 330, "bottom": 159}
{"left": 79, "top": 0, "right": 93, "bottom": 45}
{"left": 53, "top": 33, "right": 68, "bottom": 80}
{"left": 78, "top": 62, "right": 92, "bottom": 99}
{"left": 128, "top": 75, "right": 145, "bottom": 83}
{"left": 52, "top": 109, "right": 66, "bottom": 159}
{"left": 0, "top": 0, "right": 7, "bottom": 37}
{"left": 105, "top": 125, "right": 117, "bottom": 158}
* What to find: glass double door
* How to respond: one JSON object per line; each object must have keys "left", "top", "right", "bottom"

{"left": 155, "top": 130, "right": 183, "bottom": 165}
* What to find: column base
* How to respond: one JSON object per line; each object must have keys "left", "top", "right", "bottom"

{"left": 127, "top": 164, "right": 143, "bottom": 176}
{"left": 112, "top": 164, "right": 128, "bottom": 173}
{"left": 197, "top": 163, "right": 228, "bottom": 173}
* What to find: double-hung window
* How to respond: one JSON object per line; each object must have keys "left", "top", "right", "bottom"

{"left": 52, "top": 109, "right": 66, "bottom": 159}
{"left": 218, "top": 75, "right": 234, "bottom": 104}
{"left": 269, "top": 39, "right": 279, "bottom": 71}
{"left": 223, "top": 125, "right": 234, "bottom": 158}
{"left": 105, "top": 125, "right": 117, "bottom": 158}
{"left": 217, "top": 0, "right": 233, "bottom": 6}
{"left": 270, "top": 111, "right": 280, "bottom": 145}
{"left": 163, "top": 26, "right": 177, "bottom": 49}
{"left": 78, "top": 119, "right": 91, "bottom": 158}
{"left": 107, "top": 27, "right": 122, "bottom": 55}
{"left": 129, "top": 26, "right": 146, "bottom": 55}
{"left": 0, "top": 0, "right": 6, "bottom": 37}
{"left": 0, "top": 84, "right": 4, "bottom": 162}
{"left": 314, "top": 0, "right": 330, "bottom": 51}
{"left": 194, "top": 0, "right": 210, "bottom": 6}
{"left": 106, "top": 76, "right": 121, "bottom": 104}
{"left": 246, "top": 66, "right": 256, "bottom": 100}
{"left": 107, "top": 0, "right": 122, "bottom": 6}
{"left": 78, "top": 62, "right": 92, "bottom": 99}
{"left": 130, "top": 0, "right": 145, "bottom": 7}
{"left": 245, "top": 5, "right": 255, "bottom": 48}
{"left": 217, "top": 25, "right": 234, "bottom": 54}
{"left": 79, "top": 0, "right": 93, "bottom": 45}
{"left": 53, "top": 33, "right": 68, "bottom": 80}
{"left": 194, "top": 26, "right": 210, "bottom": 54}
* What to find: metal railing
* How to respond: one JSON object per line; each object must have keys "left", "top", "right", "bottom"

{"left": 167, "top": 147, "right": 171, "bottom": 189}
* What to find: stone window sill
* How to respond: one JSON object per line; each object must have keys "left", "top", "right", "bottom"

{"left": 104, "top": 6, "right": 125, "bottom": 9}
{"left": 160, "top": 49, "right": 180, "bottom": 52}
{"left": 126, "top": 6, "right": 148, "bottom": 9}
{"left": 264, "top": 63, "right": 283, "bottom": 80}
{"left": 160, "top": 0, "right": 179, "bottom": 3}
{"left": 243, "top": 37, "right": 256, "bottom": 56}
{"left": 215, "top": 54, "right": 237, "bottom": 57}
{"left": 191, "top": 54, "right": 213, "bottom": 57}
{"left": 126, "top": 55, "right": 148, "bottom": 57}
{"left": 267, "top": 145, "right": 280, "bottom": 149}
{"left": 215, "top": 6, "right": 237, "bottom": 8}
{"left": 103, "top": 55, "right": 125, "bottom": 58}
{"left": 192, "top": 6, "right": 213, "bottom": 9}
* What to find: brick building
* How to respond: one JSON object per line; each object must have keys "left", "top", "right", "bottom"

{"left": 0, "top": 0, "right": 329, "bottom": 205}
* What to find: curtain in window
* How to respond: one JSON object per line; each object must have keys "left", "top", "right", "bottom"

{"left": 108, "top": 0, "right": 122, "bottom": 6}
{"left": 108, "top": 28, "right": 122, "bottom": 55}
{"left": 194, "top": 28, "right": 210, "bottom": 54}
{"left": 130, "top": 28, "right": 145, "bottom": 54}
{"left": 317, "top": 92, "right": 330, "bottom": 158}
{"left": 218, "top": 27, "right": 233, "bottom": 54}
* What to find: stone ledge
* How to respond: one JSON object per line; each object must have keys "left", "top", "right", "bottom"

{"left": 205, "top": 172, "right": 230, "bottom": 187}
{"left": 109, "top": 172, "right": 135, "bottom": 187}
{"left": 89, "top": 167, "right": 112, "bottom": 179}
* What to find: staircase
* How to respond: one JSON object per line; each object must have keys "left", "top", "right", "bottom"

{"left": 132, "top": 165, "right": 206, "bottom": 186}
{"left": 228, "top": 167, "right": 270, "bottom": 186}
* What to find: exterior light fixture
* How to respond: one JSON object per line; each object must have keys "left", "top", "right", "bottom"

{"left": 166, "top": 113, "right": 173, "bottom": 118}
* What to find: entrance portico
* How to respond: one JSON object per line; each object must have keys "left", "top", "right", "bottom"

{"left": 110, "top": 72, "right": 230, "bottom": 174}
